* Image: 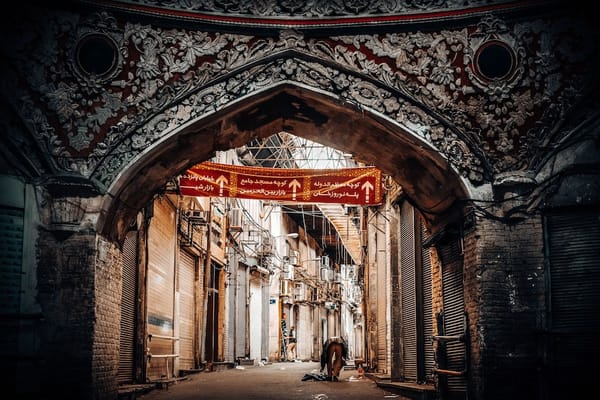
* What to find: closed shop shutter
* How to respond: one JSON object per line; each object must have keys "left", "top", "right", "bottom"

{"left": 376, "top": 211, "right": 389, "bottom": 372}
{"left": 0, "top": 207, "right": 23, "bottom": 314}
{"left": 249, "top": 277, "right": 263, "bottom": 361}
{"left": 261, "top": 276, "right": 270, "bottom": 361}
{"left": 147, "top": 199, "right": 176, "bottom": 380}
{"left": 420, "top": 218, "right": 435, "bottom": 381}
{"left": 118, "top": 230, "right": 138, "bottom": 383}
{"left": 205, "top": 261, "right": 222, "bottom": 362}
{"left": 196, "top": 255, "right": 205, "bottom": 362}
{"left": 235, "top": 263, "right": 248, "bottom": 358}
{"left": 400, "top": 202, "right": 417, "bottom": 380}
{"left": 0, "top": 206, "right": 24, "bottom": 381}
{"left": 439, "top": 238, "right": 467, "bottom": 396}
{"left": 545, "top": 209, "right": 600, "bottom": 398}
{"left": 399, "top": 204, "right": 435, "bottom": 383}
{"left": 178, "top": 249, "right": 196, "bottom": 370}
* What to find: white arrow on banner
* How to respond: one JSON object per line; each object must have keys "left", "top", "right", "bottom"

{"left": 361, "top": 181, "right": 374, "bottom": 203}
{"left": 216, "top": 175, "right": 228, "bottom": 196}
{"left": 289, "top": 179, "right": 301, "bottom": 200}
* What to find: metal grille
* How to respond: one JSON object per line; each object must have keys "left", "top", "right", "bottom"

{"left": 238, "top": 132, "right": 357, "bottom": 170}
{"left": 118, "top": 230, "right": 137, "bottom": 383}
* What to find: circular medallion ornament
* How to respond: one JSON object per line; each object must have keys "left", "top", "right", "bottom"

{"left": 75, "top": 33, "right": 118, "bottom": 78}
{"left": 474, "top": 40, "right": 516, "bottom": 81}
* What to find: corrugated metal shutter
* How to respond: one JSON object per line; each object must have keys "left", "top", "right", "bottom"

{"left": 0, "top": 206, "right": 24, "bottom": 373}
{"left": 420, "top": 219, "right": 435, "bottom": 381}
{"left": 399, "top": 206, "right": 434, "bottom": 383}
{"left": 0, "top": 207, "right": 23, "bottom": 313}
{"left": 376, "top": 211, "right": 388, "bottom": 372}
{"left": 400, "top": 202, "right": 417, "bottom": 380}
{"left": 249, "top": 277, "right": 263, "bottom": 361}
{"left": 197, "top": 255, "right": 205, "bottom": 362}
{"left": 235, "top": 263, "right": 248, "bottom": 358}
{"left": 147, "top": 199, "right": 176, "bottom": 380}
{"left": 440, "top": 238, "right": 467, "bottom": 395}
{"left": 205, "top": 261, "right": 221, "bottom": 362}
{"left": 118, "top": 230, "right": 137, "bottom": 383}
{"left": 178, "top": 249, "right": 195, "bottom": 370}
{"left": 261, "top": 284, "right": 270, "bottom": 361}
{"left": 546, "top": 209, "right": 600, "bottom": 398}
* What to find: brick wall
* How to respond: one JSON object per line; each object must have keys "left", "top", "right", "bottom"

{"left": 36, "top": 227, "right": 122, "bottom": 399}
{"left": 465, "top": 215, "right": 545, "bottom": 400}
{"left": 37, "top": 229, "right": 97, "bottom": 398}
{"left": 92, "top": 236, "right": 122, "bottom": 400}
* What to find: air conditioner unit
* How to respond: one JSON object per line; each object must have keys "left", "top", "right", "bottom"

{"left": 321, "top": 256, "right": 330, "bottom": 268}
{"left": 187, "top": 210, "right": 208, "bottom": 223}
{"left": 320, "top": 267, "right": 333, "bottom": 282}
{"left": 333, "top": 272, "right": 342, "bottom": 283}
{"left": 258, "top": 233, "right": 273, "bottom": 254}
{"left": 229, "top": 208, "right": 243, "bottom": 231}
{"left": 288, "top": 249, "right": 300, "bottom": 266}
{"left": 294, "top": 282, "right": 306, "bottom": 301}
{"left": 346, "top": 266, "right": 355, "bottom": 280}
{"left": 280, "top": 280, "right": 292, "bottom": 296}
{"left": 282, "top": 264, "right": 294, "bottom": 280}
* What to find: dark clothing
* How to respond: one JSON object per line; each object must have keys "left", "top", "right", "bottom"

{"left": 286, "top": 327, "right": 296, "bottom": 360}
{"left": 301, "top": 373, "right": 329, "bottom": 381}
{"left": 281, "top": 319, "right": 288, "bottom": 337}
{"left": 280, "top": 318, "right": 288, "bottom": 359}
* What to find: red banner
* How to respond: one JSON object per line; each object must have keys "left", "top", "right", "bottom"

{"left": 179, "top": 162, "right": 382, "bottom": 205}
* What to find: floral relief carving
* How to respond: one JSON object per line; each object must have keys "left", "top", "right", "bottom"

{"left": 80, "top": 22, "right": 490, "bottom": 185}
{"left": 106, "top": 0, "right": 519, "bottom": 17}
{"left": 1, "top": 8, "right": 596, "bottom": 192}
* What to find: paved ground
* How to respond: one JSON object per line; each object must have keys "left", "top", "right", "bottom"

{"left": 138, "top": 361, "right": 409, "bottom": 400}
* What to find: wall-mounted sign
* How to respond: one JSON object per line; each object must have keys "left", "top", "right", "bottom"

{"left": 179, "top": 162, "right": 382, "bottom": 205}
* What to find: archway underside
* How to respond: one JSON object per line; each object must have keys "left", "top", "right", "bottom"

{"left": 100, "top": 86, "right": 468, "bottom": 243}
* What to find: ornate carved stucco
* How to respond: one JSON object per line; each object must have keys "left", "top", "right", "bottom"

{"left": 1, "top": 4, "right": 597, "bottom": 195}
{"left": 84, "top": 0, "right": 552, "bottom": 22}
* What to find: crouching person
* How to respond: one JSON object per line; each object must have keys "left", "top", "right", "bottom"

{"left": 320, "top": 337, "right": 348, "bottom": 381}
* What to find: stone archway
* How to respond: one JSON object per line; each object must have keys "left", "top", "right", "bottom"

{"left": 2, "top": 4, "right": 598, "bottom": 399}
{"left": 98, "top": 82, "right": 471, "bottom": 244}
{"left": 2, "top": 5, "right": 596, "bottom": 241}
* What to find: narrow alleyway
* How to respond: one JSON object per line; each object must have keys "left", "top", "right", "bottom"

{"left": 135, "top": 361, "right": 408, "bottom": 400}
{"left": 3, "top": 3, "right": 598, "bottom": 400}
